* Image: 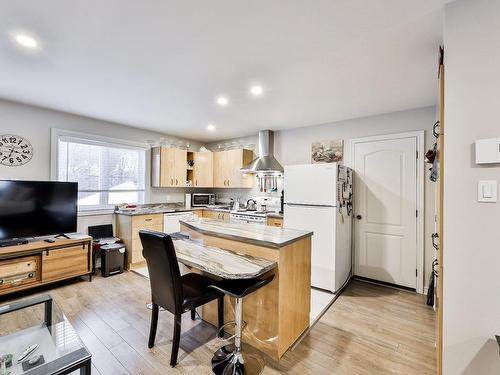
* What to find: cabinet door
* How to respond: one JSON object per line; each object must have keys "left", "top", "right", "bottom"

{"left": 174, "top": 148, "right": 187, "bottom": 187}
{"left": 160, "top": 147, "right": 175, "bottom": 187}
{"left": 267, "top": 217, "right": 283, "bottom": 227}
{"left": 213, "top": 151, "right": 227, "bottom": 187}
{"left": 226, "top": 149, "right": 255, "bottom": 188}
{"left": 225, "top": 149, "right": 241, "bottom": 188}
{"left": 193, "top": 152, "right": 214, "bottom": 187}
{"left": 202, "top": 210, "right": 218, "bottom": 219}
{"left": 42, "top": 244, "right": 90, "bottom": 282}
{"left": 131, "top": 214, "right": 163, "bottom": 264}
{"left": 0, "top": 255, "right": 41, "bottom": 292}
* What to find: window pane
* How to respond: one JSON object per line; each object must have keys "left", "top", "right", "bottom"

{"left": 58, "top": 141, "right": 68, "bottom": 181}
{"left": 108, "top": 147, "right": 144, "bottom": 190}
{"left": 67, "top": 143, "right": 101, "bottom": 191}
{"left": 108, "top": 191, "right": 144, "bottom": 205}
{"left": 58, "top": 137, "right": 146, "bottom": 208}
{"left": 78, "top": 191, "right": 101, "bottom": 206}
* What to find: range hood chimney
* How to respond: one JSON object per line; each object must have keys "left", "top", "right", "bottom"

{"left": 241, "top": 130, "right": 283, "bottom": 174}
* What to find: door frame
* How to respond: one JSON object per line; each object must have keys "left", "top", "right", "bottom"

{"left": 349, "top": 130, "right": 425, "bottom": 294}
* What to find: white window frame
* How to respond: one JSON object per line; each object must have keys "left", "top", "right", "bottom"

{"left": 50, "top": 128, "right": 149, "bottom": 214}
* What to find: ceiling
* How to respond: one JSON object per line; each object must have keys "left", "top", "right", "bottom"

{"left": 0, "top": 0, "right": 451, "bottom": 141}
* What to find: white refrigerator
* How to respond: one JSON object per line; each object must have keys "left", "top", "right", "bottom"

{"left": 283, "top": 163, "right": 353, "bottom": 292}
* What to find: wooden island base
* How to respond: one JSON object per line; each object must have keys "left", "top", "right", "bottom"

{"left": 180, "top": 223, "right": 311, "bottom": 360}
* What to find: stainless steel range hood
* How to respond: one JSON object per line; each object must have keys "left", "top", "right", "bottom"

{"left": 241, "top": 130, "right": 283, "bottom": 174}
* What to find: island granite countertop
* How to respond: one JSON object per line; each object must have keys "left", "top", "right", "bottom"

{"left": 173, "top": 238, "right": 276, "bottom": 279}
{"left": 179, "top": 217, "right": 312, "bottom": 248}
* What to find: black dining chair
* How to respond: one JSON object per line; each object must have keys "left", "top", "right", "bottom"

{"left": 139, "top": 229, "right": 224, "bottom": 367}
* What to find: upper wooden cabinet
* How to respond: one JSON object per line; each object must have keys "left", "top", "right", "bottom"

{"left": 214, "top": 149, "right": 254, "bottom": 188}
{"left": 151, "top": 147, "right": 187, "bottom": 187}
{"left": 193, "top": 151, "right": 214, "bottom": 187}
{"left": 152, "top": 147, "right": 253, "bottom": 188}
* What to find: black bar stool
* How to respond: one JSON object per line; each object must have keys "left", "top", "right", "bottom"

{"left": 209, "top": 272, "right": 275, "bottom": 375}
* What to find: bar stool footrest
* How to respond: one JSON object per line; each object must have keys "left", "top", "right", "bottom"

{"left": 216, "top": 320, "right": 247, "bottom": 342}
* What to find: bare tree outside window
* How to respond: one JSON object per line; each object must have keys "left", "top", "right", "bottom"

{"left": 57, "top": 138, "right": 145, "bottom": 209}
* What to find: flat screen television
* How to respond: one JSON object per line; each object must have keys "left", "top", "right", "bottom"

{"left": 0, "top": 180, "right": 78, "bottom": 240}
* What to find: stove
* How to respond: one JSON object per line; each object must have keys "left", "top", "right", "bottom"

{"left": 230, "top": 211, "right": 268, "bottom": 224}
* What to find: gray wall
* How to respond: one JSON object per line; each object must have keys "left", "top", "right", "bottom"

{"left": 210, "top": 106, "right": 437, "bottom": 290}
{"left": 0, "top": 98, "right": 436, "bottom": 290}
{"left": 0, "top": 99, "right": 201, "bottom": 232}
{"left": 443, "top": 0, "right": 500, "bottom": 373}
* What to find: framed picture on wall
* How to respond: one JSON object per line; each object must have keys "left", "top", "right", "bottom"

{"left": 311, "top": 139, "right": 343, "bottom": 164}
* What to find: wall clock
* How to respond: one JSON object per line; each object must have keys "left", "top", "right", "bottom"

{"left": 0, "top": 134, "right": 33, "bottom": 166}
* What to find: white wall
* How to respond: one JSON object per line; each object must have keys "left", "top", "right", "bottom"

{"left": 0, "top": 99, "right": 201, "bottom": 232}
{"left": 210, "top": 106, "right": 437, "bottom": 289}
{"left": 276, "top": 107, "right": 437, "bottom": 291}
{"left": 1, "top": 100, "right": 436, "bottom": 285}
{"left": 443, "top": 0, "right": 500, "bottom": 373}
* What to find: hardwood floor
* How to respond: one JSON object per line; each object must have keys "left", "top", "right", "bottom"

{"left": 0, "top": 272, "right": 436, "bottom": 374}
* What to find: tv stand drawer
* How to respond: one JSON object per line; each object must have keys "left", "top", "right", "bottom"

{"left": 0, "top": 255, "right": 41, "bottom": 290}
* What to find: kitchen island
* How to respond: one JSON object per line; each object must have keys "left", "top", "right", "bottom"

{"left": 179, "top": 217, "right": 312, "bottom": 360}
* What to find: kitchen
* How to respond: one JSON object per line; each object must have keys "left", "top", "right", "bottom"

{"left": 2, "top": 0, "right": 478, "bottom": 373}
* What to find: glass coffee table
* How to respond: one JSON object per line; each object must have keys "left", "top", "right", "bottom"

{"left": 0, "top": 294, "right": 91, "bottom": 375}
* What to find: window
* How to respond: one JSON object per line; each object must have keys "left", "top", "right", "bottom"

{"left": 55, "top": 132, "right": 146, "bottom": 210}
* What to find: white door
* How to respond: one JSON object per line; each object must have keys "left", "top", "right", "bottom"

{"left": 284, "top": 204, "right": 336, "bottom": 291}
{"left": 284, "top": 164, "right": 337, "bottom": 206}
{"left": 353, "top": 136, "right": 417, "bottom": 289}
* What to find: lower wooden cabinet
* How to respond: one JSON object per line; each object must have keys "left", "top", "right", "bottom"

{"left": 116, "top": 213, "right": 164, "bottom": 268}
{"left": 0, "top": 236, "right": 92, "bottom": 297}
{"left": 202, "top": 210, "right": 229, "bottom": 221}
{"left": 0, "top": 255, "right": 41, "bottom": 292}
{"left": 267, "top": 216, "right": 283, "bottom": 227}
{"left": 42, "top": 244, "right": 90, "bottom": 282}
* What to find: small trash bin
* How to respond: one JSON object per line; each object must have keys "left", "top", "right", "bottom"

{"left": 100, "top": 243, "right": 125, "bottom": 277}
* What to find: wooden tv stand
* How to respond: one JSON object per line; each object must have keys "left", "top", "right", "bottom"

{"left": 0, "top": 234, "right": 92, "bottom": 297}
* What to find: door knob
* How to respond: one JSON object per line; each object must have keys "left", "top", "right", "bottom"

{"left": 356, "top": 214, "right": 362, "bottom": 220}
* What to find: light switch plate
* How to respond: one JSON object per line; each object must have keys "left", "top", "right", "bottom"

{"left": 478, "top": 180, "right": 497, "bottom": 203}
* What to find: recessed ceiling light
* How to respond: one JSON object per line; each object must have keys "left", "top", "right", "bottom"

{"left": 250, "top": 85, "right": 264, "bottom": 96}
{"left": 207, "top": 124, "right": 216, "bottom": 131}
{"left": 13, "top": 33, "right": 39, "bottom": 49}
{"left": 216, "top": 96, "right": 229, "bottom": 106}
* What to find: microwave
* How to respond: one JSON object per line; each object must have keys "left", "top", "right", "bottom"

{"left": 192, "top": 193, "right": 215, "bottom": 207}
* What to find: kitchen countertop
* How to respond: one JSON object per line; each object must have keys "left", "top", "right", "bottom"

{"left": 114, "top": 203, "right": 283, "bottom": 218}
{"left": 173, "top": 237, "right": 276, "bottom": 279}
{"left": 179, "top": 217, "right": 311, "bottom": 248}
{"left": 114, "top": 203, "right": 221, "bottom": 216}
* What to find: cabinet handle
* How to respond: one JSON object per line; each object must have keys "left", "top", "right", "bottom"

{"left": 171, "top": 178, "right": 173, "bottom": 185}
{"left": 176, "top": 179, "right": 178, "bottom": 185}
{"left": 195, "top": 180, "right": 197, "bottom": 186}
{"left": 145, "top": 218, "right": 152, "bottom": 222}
